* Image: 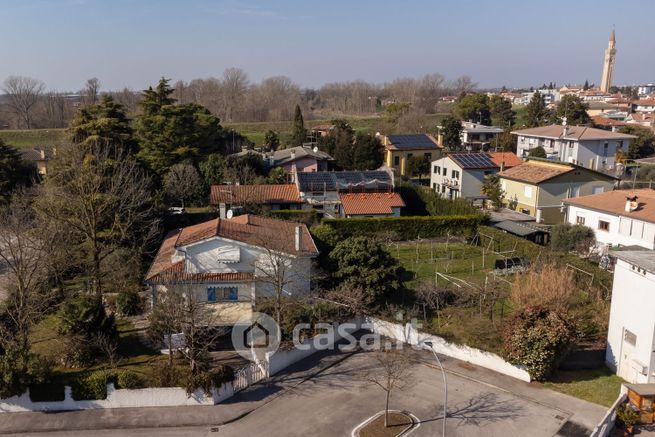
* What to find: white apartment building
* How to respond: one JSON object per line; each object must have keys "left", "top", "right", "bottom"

{"left": 563, "top": 189, "right": 655, "bottom": 250}
{"left": 513, "top": 124, "right": 636, "bottom": 171}
{"left": 606, "top": 250, "right": 655, "bottom": 383}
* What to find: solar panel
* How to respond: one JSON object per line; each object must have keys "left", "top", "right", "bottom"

{"left": 297, "top": 172, "right": 337, "bottom": 191}
{"left": 452, "top": 153, "right": 496, "bottom": 169}
{"left": 387, "top": 134, "right": 438, "bottom": 150}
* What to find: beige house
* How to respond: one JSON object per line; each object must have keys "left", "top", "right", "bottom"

{"left": 497, "top": 159, "right": 617, "bottom": 224}
{"left": 382, "top": 134, "right": 443, "bottom": 176}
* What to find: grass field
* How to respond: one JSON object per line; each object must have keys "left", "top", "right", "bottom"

{"left": 543, "top": 368, "right": 624, "bottom": 407}
{"left": 0, "top": 113, "right": 449, "bottom": 149}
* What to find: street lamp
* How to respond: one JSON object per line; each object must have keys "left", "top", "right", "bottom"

{"left": 421, "top": 340, "right": 447, "bottom": 437}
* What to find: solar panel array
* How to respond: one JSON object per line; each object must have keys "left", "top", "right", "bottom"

{"left": 450, "top": 153, "right": 497, "bottom": 169}
{"left": 297, "top": 171, "right": 392, "bottom": 192}
{"left": 387, "top": 134, "right": 438, "bottom": 150}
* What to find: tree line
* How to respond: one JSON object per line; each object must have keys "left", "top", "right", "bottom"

{"left": 0, "top": 70, "right": 478, "bottom": 129}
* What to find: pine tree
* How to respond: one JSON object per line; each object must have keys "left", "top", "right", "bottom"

{"left": 290, "top": 104, "right": 306, "bottom": 147}
{"left": 440, "top": 116, "right": 462, "bottom": 150}
{"left": 525, "top": 91, "right": 547, "bottom": 128}
{"left": 141, "top": 77, "right": 176, "bottom": 116}
{"left": 69, "top": 95, "right": 137, "bottom": 153}
{"left": 583, "top": 80, "right": 590, "bottom": 91}
{"left": 489, "top": 95, "right": 516, "bottom": 128}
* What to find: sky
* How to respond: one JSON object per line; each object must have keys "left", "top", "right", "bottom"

{"left": 1, "top": 0, "right": 654, "bottom": 92}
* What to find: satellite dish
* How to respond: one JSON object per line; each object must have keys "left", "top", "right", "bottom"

{"left": 313, "top": 146, "right": 319, "bottom": 153}
{"left": 226, "top": 209, "right": 234, "bottom": 219}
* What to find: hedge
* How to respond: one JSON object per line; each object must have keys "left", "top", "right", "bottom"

{"left": 267, "top": 209, "right": 318, "bottom": 225}
{"left": 397, "top": 180, "right": 481, "bottom": 216}
{"left": 321, "top": 215, "right": 483, "bottom": 241}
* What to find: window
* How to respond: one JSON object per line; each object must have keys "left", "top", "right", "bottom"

{"left": 434, "top": 165, "right": 440, "bottom": 174}
{"left": 592, "top": 186, "right": 604, "bottom": 195}
{"left": 570, "top": 185, "right": 581, "bottom": 198}
{"left": 483, "top": 170, "right": 494, "bottom": 176}
{"left": 618, "top": 140, "right": 624, "bottom": 149}
{"left": 520, "top": 208, "right": 531, "bottom": 214}
{"left": 441, "top": 185, "right": 446, "bottom": 193}
{"left": 393, "top": 156, "right": 400, "bottom": 166}
{"left": 207, "top": 286, "right": 238, "bottom": 302}
{"left": 524, "top": 186, "right": 533, "bottom": 198}
{"left": 442, "top": 167, "right": 447, "bottom": 176}
{"left": 624, "top": 329, "right": 637, "bottom": 347}
{"left": 598, "top": 220, "right": 610, "bottom": 231}
{"left": 451, "top": 170, "right": 460, "bottom": 179}
{"left": 432, "top": 183, "right": 438, "bottom": 190}
{"left": 576, "top": 216, "right": 585, "bottom": 225}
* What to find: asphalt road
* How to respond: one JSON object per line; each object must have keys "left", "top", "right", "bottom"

{"left": 1, "top": 348, "right": 607, "bottom": 437}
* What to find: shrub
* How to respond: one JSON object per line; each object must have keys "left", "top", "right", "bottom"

{"left": 73, "top": 370, "right": 116, "bottom": 400}
{"left": 503, "top": 307, "right": 577, "bottom": 381}
{"left": 117, "top": 370, "right": 145, "bottom": 389}
{"left": 268, "top": 209, "right": 317, "bottom": 225}
{"left": 616, "top": 403, "right": 639, "bottom": 429}
{"left": 185, "top": 366, "right": 235, "bottom": 396}
{"left": 321, "top": 215, "right": 483, "bottom": 241}
{"left": 397, "top": 180, "right": 481, "bottom": 216}
{"left": 550, "top": 223, "right": 595, "bottom": 254}
{"left": 149, "top": 360, "right": 184, "bottom": 388}
{"left": 116, "top": 289, "right": 143, "bottom": 316}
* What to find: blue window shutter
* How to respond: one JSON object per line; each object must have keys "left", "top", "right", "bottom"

{"left": 229, "top": 287, "right": 238, "bottom": 301}
{"left": 207, "top": 287, "right": 216, "bottom": 302}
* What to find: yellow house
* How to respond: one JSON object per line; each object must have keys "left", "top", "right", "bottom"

{"left": 382, "top": 134, "right": 443, "bottom": 176}
{"left": 497, "top": 158, "right": 617, "bottom": 224}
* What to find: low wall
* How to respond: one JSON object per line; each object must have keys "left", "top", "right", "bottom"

{"left": 590, "top": 386, "right": 628, "bottom": 437}
{"left": 266, "top": 318, "right": 363, "bottom": 376}
{"left": 0, "top": 382, "right": 234, "bottom": 413}
{"left": 366, "top": 317, "right": 532, "bottom": 382}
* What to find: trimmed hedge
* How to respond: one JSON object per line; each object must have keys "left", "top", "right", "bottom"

{"left": 321, "top": 215, "right": 483, "bottom": 241}
{"left": 267, "top": 209, "right": 318, "bottom": 225}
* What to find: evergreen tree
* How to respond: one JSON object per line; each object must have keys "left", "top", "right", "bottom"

{"left": 351, "top": 132, "right": 383, "bottom": 170}
{"left": 553, "top": 95, "right": 590, "bottom": 126}
{"left": 453, "top": 93, "right": 491, "bottom": 125}
{"left": 481, "top": 174, "right": 505, "bottom": 210}
{"left": 141, "top": 77, "right": 176, "bottom": 116}
{"left": 290, "top": 104, "right": 306, "bottom": 147}
{"left": 328, "top": 120, "right": 355, "bottom": 169}
{"left": 528, "top": 146, "right": 547, "bottom": 158}
{"left": 440, "top": 116, "right": 462, "bottom": 150}
{"left": 583, "top": 80, "right": 590, "bottom": 91}
{"left": 489, "top": 95, "right": 516, "bottom": 128}
{"left": 263, "top": 130, "right": 280, "bottom": 152}
{"left": 0, "top": 140, "right": 35, "bottom": 202}
{"left": 69, "top": 95, "right": 137, "bottom": 153}
{"left": 525, "top": 91, "right": 548, "bottom": 128}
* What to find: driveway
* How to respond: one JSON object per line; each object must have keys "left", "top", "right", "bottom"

{"left": 0, "top": 346, "right": 606, "bottom": 437}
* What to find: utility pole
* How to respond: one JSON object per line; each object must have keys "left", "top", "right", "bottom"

{"left": 421, "top": 340, "right": 447, "bottom": 437}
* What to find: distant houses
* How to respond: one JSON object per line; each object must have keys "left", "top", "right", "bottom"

{"left": 497, "top": 159, "right": 617, "bottom": 224}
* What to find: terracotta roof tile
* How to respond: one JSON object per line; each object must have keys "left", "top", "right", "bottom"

{"left": 339, "top": 192, "right": 405, "bottom": 216}
{"left": 147, "top": 261, "right": 255, "bottom": 284}
{"left": 210, "top": 184, "right": 302, "bottom": 205}
{"left": 563, "top": 188, "right": 655, "bottom": 224}
{"left": 511, "top": 124, "right": 636, "bottom": 140}
{"left": 498, "top": 161, "right": 574, "bottom": 184}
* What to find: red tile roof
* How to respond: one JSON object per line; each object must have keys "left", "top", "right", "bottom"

{"left": 488, "top": 152, "right": 523, "bottom": 168}
{"left": 147, "top": 261, "right": 255, "bottom": 284}
{"left": 339, "top": 192, "right": 405, "bottom": 216}
{"left": 633, "top": 99, "right": 655, "bottom": 106}
{"left": 210, "top": 184, "right": 302, "bottom": 205}
{"left": 591, "top": 116, "right": 628, "bottom": 127}
{"left": 563, "top": 188, "right": 655, "bottom": 224}
{"left": 146, "top": 215, "right": 318, "bottom": 283}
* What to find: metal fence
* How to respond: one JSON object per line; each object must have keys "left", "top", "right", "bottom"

{"left": 233, "top": 360, "right": 268, "bottom": 393}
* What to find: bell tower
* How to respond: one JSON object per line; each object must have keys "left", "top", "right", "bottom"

{"left": 600, "top": 29, "right": 616, "bottom": 93}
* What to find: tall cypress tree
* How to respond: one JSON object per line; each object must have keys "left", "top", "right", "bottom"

{"left": 141, "top": 77, "right": 176, "bottom": 116}
{"left": 290, "top": 104, "right": 306, "bottom": 147}
{"left": 525, "top": 91, "right": 547, "bottom": 128}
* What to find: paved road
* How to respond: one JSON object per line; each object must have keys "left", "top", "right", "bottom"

{"left": 0, "top": 346, "right": 606, "bottom": 437}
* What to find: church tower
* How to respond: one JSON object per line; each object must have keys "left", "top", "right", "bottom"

{"left": 600, "top": 29, "right": 616, "bottom": 93}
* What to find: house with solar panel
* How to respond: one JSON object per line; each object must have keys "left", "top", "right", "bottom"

{"left": 382, "top": 134, "right": 443, "bottom": 177}
{"left": 295, "top": 169, "right": 402, "bottom": 218}
{"left": 430, "top": 152, "right": 523, "bottom": 200}
{"left": 145, "top": 215, "right": 318, "bottom": 325}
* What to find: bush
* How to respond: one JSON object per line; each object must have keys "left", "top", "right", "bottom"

{"left": 116, "top": 289, "right": 143, "bottom": 316}
{"left": 185, "top": 366, "right": 235, "bottom": 395}
{"left": 550, "top": 223, "right": 595, "bottom": 253}
{"left": 268, "top": 209, "right": 317, "bottom": 225}
{"left": 149, "top": 360, "right": 184, "bottom": 388}
{"left": 117, "top": 370, "right": 146, "bottom": 389}
{"left": 73, "top": 370, "right": 116, "bottom": 400}
{"left": 321, "top": 215, "right": 483, "bottom": 241}
{"left": 616, "top": 403, "right": 639, "bottom": 429}
{"left": 503, "top": 307, "right": 577, "bottom": 381}
{"left": 397, "top": 180, "right": 481, "bottom": 216}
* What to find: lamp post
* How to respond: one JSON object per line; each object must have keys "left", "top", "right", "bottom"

{"left": 421, "top": 340, "right": 447, "bottom": 437}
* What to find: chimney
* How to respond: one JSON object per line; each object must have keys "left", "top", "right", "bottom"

{"left": 39, "top": 149, "right": 45, "bottom": 160}
{"left": 294, "top": 225, "right": 302, "bottom": 251}
{"left": 562, "top": 117, "right": 569, "bottom": 137}
{"left": 290, "top": 150, "right": 296, "bottom": 160}
{"left": 625, "top": 196, "right": 638, "bottom": 212}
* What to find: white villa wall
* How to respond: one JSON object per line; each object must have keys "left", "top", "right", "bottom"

{"left": 566, "top": 205, "right": 655, "bottom": 250}
{"left": 366, "top": 318, "right": 531, "bottom": 382}
{"left": 0, "top": 382, "right": 234, "bottom": 413}
{"left": 606, "top": 259, "right": 655, "bottom": 384}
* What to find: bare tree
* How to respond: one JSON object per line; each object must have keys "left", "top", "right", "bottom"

{"left": 84, "top": 77, "right": 101, "bottom": 105}
{"left": 367, "top": 349, "right": 414, "bottom": 428}
{"left": 164, "top": 163, "right": 201, "bottom": 208}
{"left": 221, "top": 68, "right": 249, "bottom": 122}
{"left": 42, "top": 91, "right": 70, "bottom": 128}
{"left": 325, "top": 285, "right": 376, "bottom": 317}
{"left": 3, "top": 76, "right": 45, "bottom": 128}
{"left": 36, "top": 145, "right": 158, "bottom": 296}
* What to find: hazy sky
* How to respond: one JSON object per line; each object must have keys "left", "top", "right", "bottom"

{"left": 2, "top": 0, "right": 654, "bottom": 92}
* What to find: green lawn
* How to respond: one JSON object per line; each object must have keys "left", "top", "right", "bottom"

{"left": 0, "top": 128, "right": 66, "bottom": 148}
{"left": 543, "top": 368, "right": 624, "bottom": 407}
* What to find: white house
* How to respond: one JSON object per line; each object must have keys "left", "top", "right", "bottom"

{"left": 631, "top": 99, "right": 655, "bottom": 113}
{"left": 513, "top": 124, "right": 636, "bottom": 172}
{"left": 430, "top": 152, "right": 523, "bottom": 199}
{"left": 605, "top": 250, "right": 655, "bottom": 383}
{"left": 460, "top": 122, "right": 505, "bottom": 150}
{"left": 637, "top": 84, "right": 655, "bottom": 97}
{"left": 145, "top": 215, "right": 318, "bottom": 324}
{"left": 563, "top": 189, "right": 655, "bottom": 250}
